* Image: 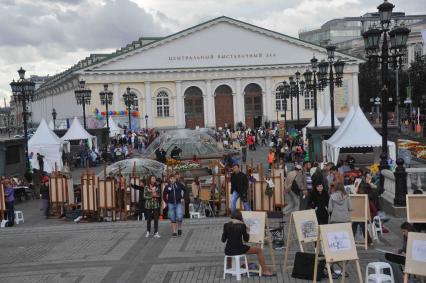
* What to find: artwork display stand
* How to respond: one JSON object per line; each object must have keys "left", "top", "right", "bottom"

{"left": 241, "top": 211, "right": 277, "bottom": 273}
{"left": 406, "top": 195, "right": 426, "bottom": 223}
{"left": 350, "top": 194, "right": 370, "bottom": 250}
{"left": 313, "top": 223, "right": 363, "bottom": 283}
{"left": 283, "top": 209, "right": 319, "bottom": 270}
{"left": 97, "top": 170, "right": 116, "bottom": 221}
{"left": 129, "top": 162, "right": 142, "bottom": 216}
{"left": 49, "top": 168, "right": 69, "bottom": 217}
{"left": 81, "top": 169, "right": 98, "bottom": 219}
{"left": 403, "top": 232, "right": 426, "bottom": 283}
{"left": 0, "top": 184, "right": 5, "bottom": 220}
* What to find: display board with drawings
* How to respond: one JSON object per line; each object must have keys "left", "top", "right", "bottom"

{"left": 283, "top": 209, "right": 319, "bottom": 270}
{"left": 404, "top": 232, "right": 426, "bottom": 280}
{"left": 406, "top": 195, "right": 426, "bottom": 223}
{"left": 241, "top": 211, "right": 266, "bottom": 244}
{"left": 313, "top": 223, "right": 362, "bottom": 283}
{"left": 350, "top": 194, "right": 370, "bottom": 250}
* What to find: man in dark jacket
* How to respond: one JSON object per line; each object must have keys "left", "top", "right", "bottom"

{"left": 163, "top": 174, "right": 186, "bottom": 237}
{"left": 230, "top": 164, "right": 251, "bottom": 215}
{"left": 40, "top": 175, "right": 50, "bottom": 219}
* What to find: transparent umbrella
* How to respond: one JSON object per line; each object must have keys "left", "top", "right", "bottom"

{"left": 101, "top": 158, "right": 164, "bottom": 178}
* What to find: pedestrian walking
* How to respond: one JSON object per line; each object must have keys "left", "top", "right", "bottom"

{"left": 328, "top": 182, "right": 352, "bottom": 224}
{"left": 37, "top": 153, "right": 44, "bottom": 172}
{"left": 230, "top": 164, "right": 251, "bottom": 215}
{"left": 163, "top": 174, "right": 185, "bottom": 237}
{"left": 4, "top": 179, "right": 15, "bottom": 226}
{"left": 144, "top": 175, "right": 161, "bottom": 238}
{"left": 41, "top": 176, "right": 50, "bottom": 219}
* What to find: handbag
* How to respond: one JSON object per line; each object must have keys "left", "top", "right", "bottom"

{"left": 290, "top": 179, "right": 300, "bottom": 195}
{"left": 291, "top": 252, "right": 326, "bottom": 281}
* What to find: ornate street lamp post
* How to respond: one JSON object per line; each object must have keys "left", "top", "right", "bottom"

{"left": 51, "top": 108, "right": 57, "bottom": 129}
{"left": 317, "top": 45, "right": 345, "bottom": 131}
{"left": 289, "top": 72, "right": 305, "bottom": 129}
{"left": 362, "top": 0, "right": 410, "bottom": 206}
{"left": 275, "top": 81, "right": 291, "bottom": 124}
{"left": 123, "top": 87, "right": 136, "bottom": 131}
{"left": 99, "top": 84, "right": 113, "bottom": 137}
{"left": 145, "top": 114, "right": 148, "bottom": 129}
{"left": 74, "top": 80, "right": 92, "bottom": 129}
{"left": 303, "top": 56, "right": 325, "bottom": 127}
{"left": 10, "top": 67, "right": 35, "bottom": 166}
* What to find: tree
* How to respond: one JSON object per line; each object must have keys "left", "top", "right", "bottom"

{"left": 408, "top": 55, "right": 426, "bottom": 108}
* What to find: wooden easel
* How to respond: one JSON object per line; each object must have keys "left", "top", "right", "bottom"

{"left": 403, "top": 232, "right": 426, "bottom": 283}
{"left": 49, "top": 165, "right": 69, "bottom": 217}
{"left": 97, "top": 166, "right": 116, "bottom": 221}
{"left": 0, "top": 183, "right": 5, "bottom": 220}
{"left": 350, "top": 194, "right": 370, "bottom": 250}
{"left": 283, "top": 209, "right": 319, "bottom": 270}
{"left": 129, "top": 162, "right": 142, "bottom": 216}
{"left": 406, "top": 195, "right": 426, "bottom": 223}
{"left": 313, "top": 223, "right": 363, "bottom": 283}
{"left": 241, "top": 211, "right": 277, "bottom": 273}
{"left": 115, "top": 168, "right": 127, "bottom": 221}
{"left": 81, "top": 168, "right": 98, "bottom": 219}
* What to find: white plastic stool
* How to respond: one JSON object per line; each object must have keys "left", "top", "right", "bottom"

{"left": 373, "top": 216, "right": 383, "bottom": 236}
{"left": 367, "top": 274, "right": 393, "bottom": 283}
{"left": 223, "top": 255, "right": 250, "bottom": 281}
{"left": 190, "top": 212, "right": 201, "bottom": 219}
{"left": 366, "top": 262, "right": 394, "bottom": 283}
{"left": 189, "top": 203, "right": 195, "bottom": 212}
{"left": 14, "top": 211, "right": 24, "bottom": 224}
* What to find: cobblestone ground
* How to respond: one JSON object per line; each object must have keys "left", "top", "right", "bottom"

{"left": 0, "top": 144, "right": 410, "bottom": 282}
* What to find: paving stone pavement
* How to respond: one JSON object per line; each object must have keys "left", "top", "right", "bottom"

{"left": 0, "top": 208, "right": 406, "bottom": 283}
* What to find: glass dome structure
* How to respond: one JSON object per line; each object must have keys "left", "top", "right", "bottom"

{"left": 145, "top": 129, "right": 224, "bottom": 158}
{"left": 101, "top": 158, "right": 164, "bottom": 178}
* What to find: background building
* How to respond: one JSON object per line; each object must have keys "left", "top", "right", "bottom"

{"left": 31, "top": 17, "right": 363, "bottom": 130}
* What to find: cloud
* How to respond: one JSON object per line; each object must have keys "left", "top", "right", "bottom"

{"left": 0, "top": 0, "right": 169, "bottom": 102}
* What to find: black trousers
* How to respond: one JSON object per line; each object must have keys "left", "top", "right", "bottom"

{"left": 6, "top": 201, "right": 14, "bottom": 225}
{"left": 145, "top": 208, "right": 160, "bottom": 233}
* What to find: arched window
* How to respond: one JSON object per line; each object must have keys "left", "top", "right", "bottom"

{"left": 304, "top": 90, "right": 314, "bottom": 110}
{"left": 275, "top": 86, "right": 287, "bottom": 111}
{"left": 156, "top": 90, "right": 170, "bottom": 117}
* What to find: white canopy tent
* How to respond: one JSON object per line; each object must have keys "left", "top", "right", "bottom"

{"left": 323, "top": 106, "right": 396, "bottom": 165}
{"left": 29, "top": 119, "right": 68, "bottom": 173}
{"left": 105, "top": 116, "right": 122, "bottom": 137}
{"left": 48, "top": 120, "right": 54, "bottom": 130}
{"left": 302, "top": 108, "right": 325, "bottom": 139}
{"left": 61, "top": 117, "right": 97, "bottom": 149}
{"left": 317, "top": 108, "right": 341, "bottom": 127}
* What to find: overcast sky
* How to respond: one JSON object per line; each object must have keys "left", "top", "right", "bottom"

{"left": 1, "top": 0, "right": 425, "bottom": 103}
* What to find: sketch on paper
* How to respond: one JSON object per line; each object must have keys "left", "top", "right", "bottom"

{"left": 245, "top": 218, "right": 261, "bottom": 235}
{"left": 327, "top": 231, "right": 352, "bottom": 252}
{"left": 300, "top": 220, "right": 317, "bottom": 239}
{"left": 412, "top": 240, "right": 426, "bottom": 262}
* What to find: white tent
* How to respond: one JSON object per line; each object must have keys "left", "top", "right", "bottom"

{"left": 302, "top": 108, "right": 325, "bottom": 139}
{"left": 105, "top": 116, "right": 122, "bottom": 137}
{"left": 317, "top": 109, "right": 341, "bottom": 127}
{"left": 323, "top": 106, "right": 396, "bottom": 164}
{"left": 48, "top": 120, "right": 54, "bottom": 130}
{"left": 29, "top": 119, "right": 67, "bottom": 173}
{"left": 61, "top": 117, "right": 97, "bottom": 149}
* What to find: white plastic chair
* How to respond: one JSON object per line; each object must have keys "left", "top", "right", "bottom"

{"left": 223, "top": 255, "right": 250, "bottom": 281}
{"left": 373, "top": 216, "right": 383, "bottom": 236}
{"left": 366, "top": 262, "right": 394, "bottom": 283}
{"left": 14, "top": 211, "right": 24, "bottom": 224}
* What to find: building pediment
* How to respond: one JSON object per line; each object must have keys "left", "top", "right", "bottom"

{"left": 87, "top": 17, "right": 362, "bottom": 73}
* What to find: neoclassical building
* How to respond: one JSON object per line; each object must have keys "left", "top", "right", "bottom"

{"left": 32, "top": 16, "right": 363, "bottom": 129}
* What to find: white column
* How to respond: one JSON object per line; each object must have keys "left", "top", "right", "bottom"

{"left": 144, "top": 82, "right": 152, "bottom": 127}
{"left": 352, "top": 72, "right": 360, "bottom": 107}
{"left": 202, "top": 94, "right": 208, "bottom": 128}
{"left": 235, "top": 78, "right": 244, "bottom": 123}
{"left": 265, "top": 76, "right": 273, "bottom": 121}
{"left": 112, "top": 82, "right": 120, "bottom": 111}
{"left": 176, "top": 81, "right": 185, "bottom": 128}
{"left": 232, "top": 93, "right": 238, "bottom": 128}
{"left": 205, "top": 79, "right": 215, "bottom": 127}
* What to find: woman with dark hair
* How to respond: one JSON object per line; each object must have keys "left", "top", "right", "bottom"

{"left": 221, "top": 211, "right": 274, "bottom": 276}
{"left": 309, "top": 183, "right": 329, "bottom": 225}
{"left": 144, "top": 175, "right": 161, "bottom": 238}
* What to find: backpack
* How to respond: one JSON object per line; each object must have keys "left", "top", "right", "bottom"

{"left": 291, "top": 179, "right": 300, "bottom": 195}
